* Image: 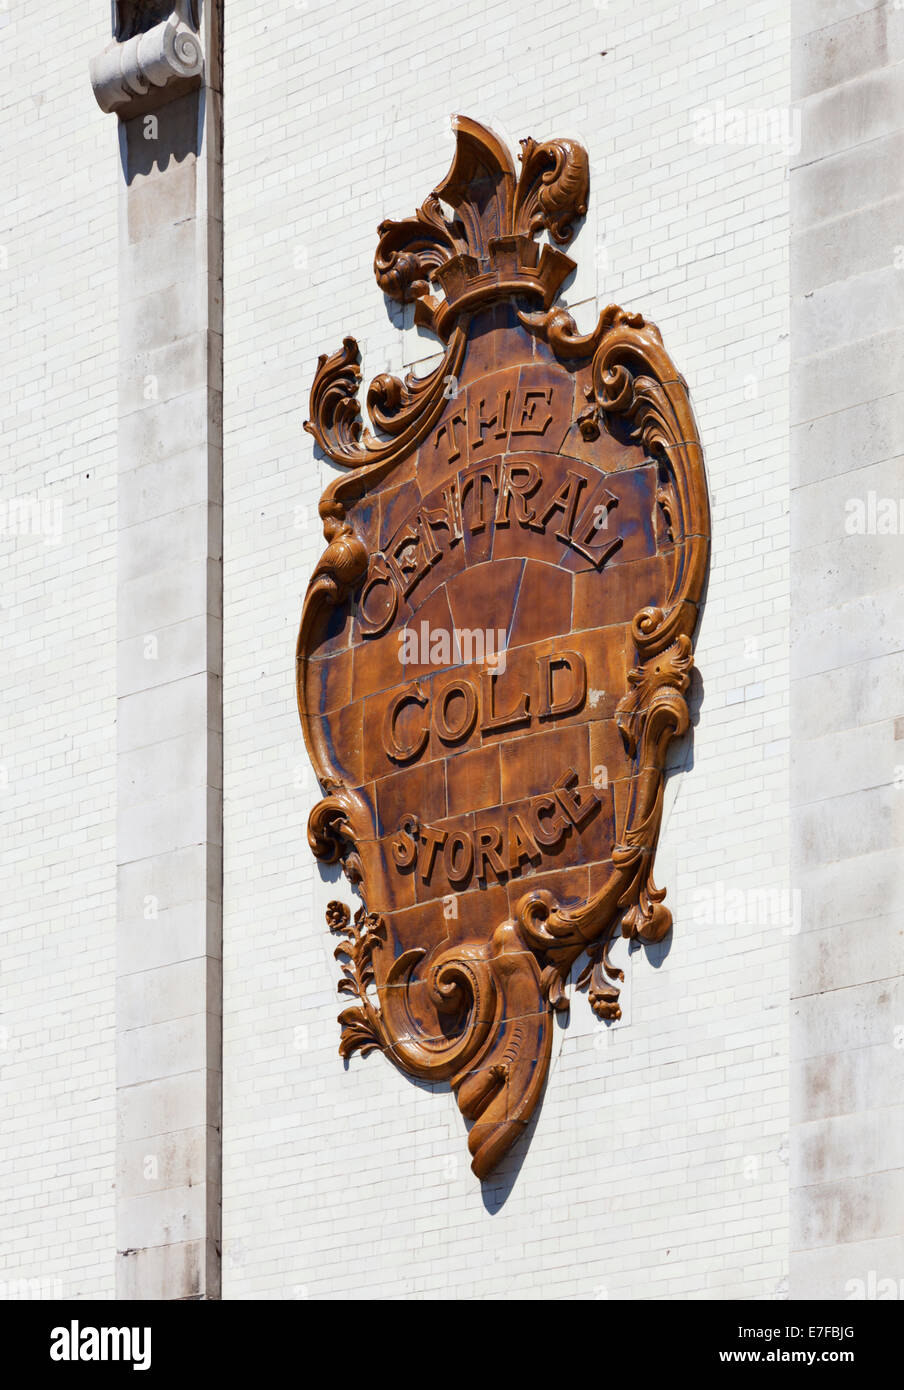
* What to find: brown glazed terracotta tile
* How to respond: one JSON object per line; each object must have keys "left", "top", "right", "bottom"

{"left": 611, "top": 774, "right": 634, "bottom": 840}
{"left": 507, "top": 558, "right": 573, "bottom": 652}
{"left": 379, "top": 479, "right": 422, "bottom": 550}
{"left": 471, "top": 636, "right": 547, "bottom": 749}
{"left": 350, "top": 569, "right": 414, "bottom": 651}
{"left": 544, "top": 624, "right": 627, "bottom": 728}
{"left": 505, "top": 863, "right": 590, "bottom": 918}
{"left": 498, "top": 776, "right": 615, "bottom": 871}
{"left": 453, "top": 880, "right": 512, "bottom": 941}
{"left": 574, "top": 550, "right": 674, "bottom": 633}
{"left": 410, "top": 810, "right": 479, "bottom": 903}
{"left": 445, "top": 554, "right": 523, "bottom": 638}
{"left": 378, "top": 898, "right": 449, "bottom": 971}
{"left": 352, "top": 583, "right": 457, "bottom": 701}
{"left": 350, "top": 622, "right": 407, "bottom": 706}
{"left": 422, "top": 666, "right": 485, "bottom": 765}
{"left": 445, "top": 743, "right": 502, "bottom": 813}
{"left": 297, "top": 116, "right": 710, "bottom": 1180}
{"left": 490, "top": 460, "right": 574, "bottom": 568}
{"left": 458, "top": 304, "right": 516, "bottom": 381}
{"left": 458, "top": 457, "right": 499, "bottom": 567}
{"left": 499, "top": 721, "right": 591, "bottom": 802}
{"left": 306, "top": 642, "right": 353, "bottom": 715}
{"left": 589, "top": 716, "right": 632, "bottom": 785}
{"left": 509, "top": 363, "right": 575, "bottom": 456}
{"left": 313, "top": 593, "right": 354, "bottom": 657}
{"left": 325, "top": 699, "right": 365, "bottom": 788}
{"left": 415, "top": 361, "right": 523, "bottom": 494}
{"left": 586, "top": 856, "right": 618, "bottom": 901}
{"left": 360, "top": 684, "right": 438, "bottom": 785}
{"left": 557, "top": 462, "right": 658, "bottom": 574}
{"left": 374, "top": 752, "right": 447, "bottom": 836}
{"left": 556, "top": 409, "right": 647, "bottom": 474}
{"left": 394, "top": 487, "right": 468, "bottom": 612}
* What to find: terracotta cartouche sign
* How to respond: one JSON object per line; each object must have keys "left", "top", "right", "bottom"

{"left": 297, "top": 116, "right": 710, "bottom": 1179}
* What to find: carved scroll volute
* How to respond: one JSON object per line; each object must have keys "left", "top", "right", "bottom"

{"left": 587, "top": 318, "right": 709, "bottom": 660}
{"left": 92, "top": 1, "right": 204, "bottom": 116}
{"left": 297, "top": 116, "right": 710, "bottom": 1179}
{"left": 513, "top": 136, "right": 589, "bottom": 244}
{"left": 374, "top": 195, "right": 463, "bottom": 305}
{"left": 518, "top": 303, "right": 710, "bottom": 660}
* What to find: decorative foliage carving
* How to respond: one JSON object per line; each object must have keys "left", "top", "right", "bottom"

{"left": 513, "top": 136, "right": 589, "bottom": 244}
{"left": 303, "top": 330, "right": 468, "bottom": 481}
{"left": 613, "top": 636, "right": 694, "bottom": 943}
{"left": 374, "top": 194, "right": 464, "bottom": 303}
{"left": 296, "top": 117, "right": 710, "bottom": 1180}
{"left": 328, "top": 903, "right": 387, "bottom": 1060}
{"left": 371, "top": 114, "right": 587, "bottom": 341}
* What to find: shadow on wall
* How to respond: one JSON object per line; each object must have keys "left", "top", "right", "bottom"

{"left": 119, "top": 88, "right": 203, "bottom": 183}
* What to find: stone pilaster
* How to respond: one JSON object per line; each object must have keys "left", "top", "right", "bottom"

{"left": 91, "top": 0, "right": 223, "bottom": 1300}
{"left": 790, "top": 0, "right": 904, "bottom": 1299}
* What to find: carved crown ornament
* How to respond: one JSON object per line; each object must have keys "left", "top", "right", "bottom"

{"left": 90, "top": 1, "right": 203, "bottom": 117}
{"left": 297, "top": 116, "right": 710, "bottom": 1180}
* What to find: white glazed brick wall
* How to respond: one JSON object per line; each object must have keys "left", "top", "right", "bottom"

{"left": 222, "top": 0, "right": 791, "bottom": 1298}
{"left": 0, "top": 4, "right": 118, "bottom": 1298}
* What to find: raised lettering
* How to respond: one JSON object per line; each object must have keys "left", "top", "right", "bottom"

{"left": 553, "top": 767, "right": 600, "bottom": 830}
{"left": 569, "top": 484, "right": 621, "bottom": 568}
{"left": 391, "top": 815, "right": 419, "bottom": 868}
{"left": 494, "top": 459, "right": 541, "bottom": 526}
{"left": 444, "top": 831, "right": 474, "bottom": 885}
{"left": 529, "top": 795, "right": 569, "bottom": 850}
{"left": 507, "top": 812, "right": 542, "bottom": 872}
{"left": 479, "top": 668, "right": 530, "bottom": 734}
{"left": 435, "top": 678, "right": 478, "bottom": 744}
{"left": 387, "top": 521, "right": 438, "bottom": 598}
{"left": 537, "top": 651, "right": 587, "bottom": 719}
{"left": 470, "top": 390, "right": 511, "bottom": 449}
{"left": 434, "top": 408, "right": 467, "bottom": 464}
{"left": 532, "top": 470, "right": 586, "bottom": 539}
{"left": 382, "top": 683, "right": 429, "bottom": 763}
{"left": 421, "top": 483, "right": 463, "bottom": 547}
{"left": 475, "top": 824, "right": 506, "bottom": 880}
{"left": 460, "top": 463, "right": 499, "bottom": 532}
{"left": 511, "top": 386, "right": 553, "bottom": 437}
{"left": 358, "top": 553, "right": 399, "bottom": 637}
{"left": 420, "top": 824, "right": 448, "bottom": 882}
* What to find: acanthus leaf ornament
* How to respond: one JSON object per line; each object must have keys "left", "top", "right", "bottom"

{"left": 297, "top": 116, "right": 710, "bottom": 1180}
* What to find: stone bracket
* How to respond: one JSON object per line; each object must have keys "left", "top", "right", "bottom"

{"left": 90, "top": 3, "right": 203, "bottom": 118}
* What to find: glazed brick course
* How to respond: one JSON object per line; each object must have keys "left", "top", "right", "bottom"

{"left": 0, "top": 1, "right": 118, "bottom": 1299}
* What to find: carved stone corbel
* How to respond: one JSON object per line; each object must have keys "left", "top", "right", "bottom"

{"left": 90, "top": 1, "right": 203, "bottom": 117}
